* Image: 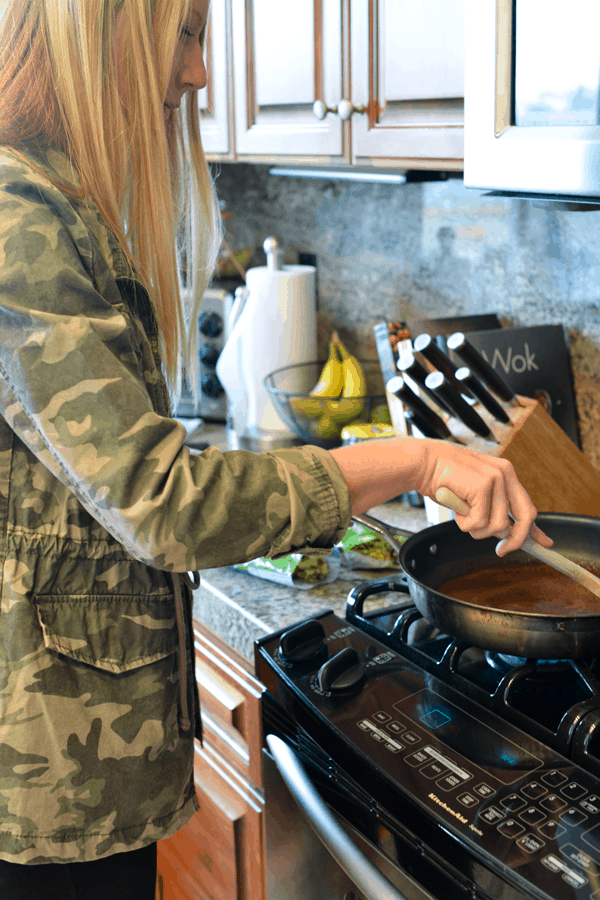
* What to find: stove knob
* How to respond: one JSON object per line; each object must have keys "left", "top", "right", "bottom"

{"left": 201, "top": 373, "right": 224, "bottom": 398}
{"left": 199, "top": 311, "right": 223, "bottom": 338}
{"left": 317, "top": 647, "right": 366, "bottom": 694}
{"left": 279, "top": 619, "right": 326, "bottom": 663}
{"left": 199, "top": 343, "right": 220, "bottom": 368}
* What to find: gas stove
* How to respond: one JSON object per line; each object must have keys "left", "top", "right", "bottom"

{"left": 255, "top": 575, "right": 600, "bottom": 900}
{"left": 347, "top": 576, "right": 600, "bottom": 778}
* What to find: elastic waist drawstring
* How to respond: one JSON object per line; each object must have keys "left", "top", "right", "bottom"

{"left": 173, "top": 573, "right": 191, "bottom": 732}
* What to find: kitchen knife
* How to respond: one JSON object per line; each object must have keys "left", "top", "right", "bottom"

{"left": 403, "top": 407, "right": 459, "bottom": 441}
{"left": 412, "top": 333, "right": 476, "bottom": 400}
{"left": 454, "top": 367, "right": 511, "bottom": 424}
{"left": 446, "top": 332, "right": 523, "bottom": 408}
{"left": 424, "top": 371, "right": 498, "bottom": 442}
{"left": 386, "top": 375, "right": 454, "bottom": 441}
{"left": 397, "top": 351, "right": 456, "bottom": 417}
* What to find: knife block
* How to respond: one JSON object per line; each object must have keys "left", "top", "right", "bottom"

{"left": 448, "top": 397, "right": 600, "bottom": 516}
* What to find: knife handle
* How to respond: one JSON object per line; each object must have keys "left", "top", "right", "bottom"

{"left": 412, "top": 333, "right": 475, "bottom": 399}
{"left": 397, "top": 351, "right": 456, "bottom": 417}
{"left": 455, "top": 367, "right": 511, "bottom": 425}
{"left": 424, "top": 371, "right": 498, "bottom": 442}
{"left": 446, "top": 332, "right": 522, "bottom": 407}
{"left": 386, "top": 376, "right": 453, "bottom": 441}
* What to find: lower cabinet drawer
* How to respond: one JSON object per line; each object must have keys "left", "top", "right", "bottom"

{"left": 156, "top": 745, "right": 265, "bottom": 900}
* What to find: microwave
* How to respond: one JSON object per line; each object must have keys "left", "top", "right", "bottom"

{"left": 465, "top": 0, "right": 600, "bottom": 203}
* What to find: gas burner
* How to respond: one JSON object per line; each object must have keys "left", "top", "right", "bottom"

{"left": 484, "top": 652, "right": 576, "bottom": 677}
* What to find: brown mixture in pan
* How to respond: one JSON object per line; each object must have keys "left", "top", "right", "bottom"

{"left": 438, "top": 561, "right": 600, "bottom": 616}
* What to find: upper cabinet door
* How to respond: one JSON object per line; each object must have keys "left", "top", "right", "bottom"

{"left": 232, "top": 0, "right": 347, "bottom": 161}
{"left": 199, "top": 0, "right": 233, "bottom": 157}
{"left": 350, "top": 0, "right": 465, "bottom": 166}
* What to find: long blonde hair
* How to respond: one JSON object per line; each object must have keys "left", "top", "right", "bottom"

{"left": 0, "top": 0, "right": 222, "bottom": 402}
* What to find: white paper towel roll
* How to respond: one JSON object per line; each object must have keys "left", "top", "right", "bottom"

{"left": 233, "top": 264, "right": 316, "bottom": 433}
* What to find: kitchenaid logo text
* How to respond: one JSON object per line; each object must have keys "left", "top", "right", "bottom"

{"left": 428, "top": 792, "right": 468, "bottom": 824}
{"left": 480, "top": 343, "right": 539, "bottom": 374}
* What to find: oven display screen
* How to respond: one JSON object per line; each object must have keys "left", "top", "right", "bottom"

{"left": 394, "top": 690, "right": 543, "bottom": 786}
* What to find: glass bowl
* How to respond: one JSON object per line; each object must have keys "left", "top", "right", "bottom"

{"left": 264, "top": 359, "right": 388, "bottom": 450}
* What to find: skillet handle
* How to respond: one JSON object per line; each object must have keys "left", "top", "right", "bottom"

{"left": 351, "top": 512, "right": 414, "bottom": 556}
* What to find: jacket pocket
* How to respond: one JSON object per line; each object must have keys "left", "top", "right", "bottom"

{"left": 34, "top": 594, "right": 177, "bottom": 673}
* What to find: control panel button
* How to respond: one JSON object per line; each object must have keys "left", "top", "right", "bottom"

{"left": 581, "top": 795, "right": 600, "bottom": 815}
{"left": 498, "top": 819, "right": 526, "bottom": 839}
{"left": 437, "top": 773, "right": 463, "bottom": 792}
{"left": 540, "top": 794, "right": 567, "bottom": 814}
{"left": 560, "top": 807, "right": 588, "bottom": 827}
{"left": 561, "top": 782, "right": 587, "bottom": 801}
{"left": 542, "top": 854, "right": 588, "bottom": 889}
{"left": 405, "top": 750, "right": 429, "bottom": 767}
{"left": 420, "top": 762, "right": 448, "bottom": 779}
{"left": 457, "top": 792, "right": 478, "bottom": 808}
{"left": 474, "top": 783, "right": 494, "bottom": 799}
{"left": 522, "top": 781, "right": 547, "bottom": 801}
{"left": 582, "top": 823, "right": 600, "bottom": 856}
{"left": 481, "top": 806, "right": 505, "bottom": 824}
{"left": 542, "top": 770, "right": 568, "bottom": 788}
{"left": 500, "top": 794, "right": 527, "bottom": 813}
{"left": 561, "top": 843, "right": 594, "bottom": 872}
{"left": 519, "top": 807, "right": 546, "bottom": 827}
{"left": 542, "top": 853, "right": 588, "bottom": 889}
{"left": 402, "top": 731, "right": 420, "bottom": 745}
{"left": 373, "top": 711, "right": 391, "bottom": 723}
{"left": 517, "top": 833, "right": 546, "bottom": 854}
{"left": 538, "top": 820, "right": 567, "bottom": 840}
{"left": 386, "top": 720, "right": 405, "bottom": 734}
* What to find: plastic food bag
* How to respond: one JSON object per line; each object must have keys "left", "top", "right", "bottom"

{"left": 338, "top": 520, "right": 406, "bottom": 569}
{"left": 233, "top": 546, "right": 341, "bottom": 590}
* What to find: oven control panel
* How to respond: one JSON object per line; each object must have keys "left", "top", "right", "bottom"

{"left": 256, "top": 611, "right": 600, "bottom": 900}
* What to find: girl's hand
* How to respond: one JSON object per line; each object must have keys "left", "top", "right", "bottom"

{"left": 416, "top": 442, "right": 553, "bottom": 556}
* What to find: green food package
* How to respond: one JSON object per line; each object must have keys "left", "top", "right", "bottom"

{"left": 338, "top": 520, "right": 406, "bottom": 569}
{"left": 233, "top": 547, "right": 341, "bottom": 589}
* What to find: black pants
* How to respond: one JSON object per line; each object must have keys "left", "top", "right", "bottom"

{"left": 0, "top": 843, "right": 157, "bottom": 900}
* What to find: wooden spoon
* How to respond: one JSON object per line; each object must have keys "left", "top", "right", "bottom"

{"left": 435, "top": 487, "right": 600, "bottom": 600}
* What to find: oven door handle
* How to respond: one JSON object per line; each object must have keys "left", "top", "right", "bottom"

{"left": 267, "top": 734, "right": 422, "bottom": 900}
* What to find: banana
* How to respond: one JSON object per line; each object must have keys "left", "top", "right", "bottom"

{"left": 325, "top": 340, "right": 367, "bottom": 426}
{"left": 291, "top": 333, "right": 343, "bottom": 419}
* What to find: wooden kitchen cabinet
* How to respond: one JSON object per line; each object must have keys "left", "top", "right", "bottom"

{"left": 231, "top": 0, "right": 348, "bottom": 162}
{"left": 351, "top": 0, "right": 465, "bottom": 168}
{"left": 156, "top": 622, "right": 266, "bottom": 900}
{"left": 199, "top": 0, "right": 234, "bottom": 158}
{"left": 223, "top": 0, "right": 464, "bottom": 168}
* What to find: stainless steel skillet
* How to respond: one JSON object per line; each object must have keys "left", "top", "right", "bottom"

{"left": 352, "top": 511, "right": 600, "bottom": 660}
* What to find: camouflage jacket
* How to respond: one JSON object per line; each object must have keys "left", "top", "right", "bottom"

{"left": 0, "top": 138, "right": 351, "bottom": 863}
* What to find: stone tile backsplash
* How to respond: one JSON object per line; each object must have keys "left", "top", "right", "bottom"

{"left": 212, "top": 163, "right": 600, "bottom": 471}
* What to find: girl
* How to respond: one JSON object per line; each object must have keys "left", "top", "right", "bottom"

{"left": 0, "top": 1, "right": 551, "bottom": 896}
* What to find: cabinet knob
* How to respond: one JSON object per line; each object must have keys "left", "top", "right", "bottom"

{"left": 337, "top": 99, "right": 367, "bottom": 121}
{"left": 312, "top": 99, "right": 337, "bottom": 120}
{"left": 313, "top": 99, "right": 367, "bottom": 121}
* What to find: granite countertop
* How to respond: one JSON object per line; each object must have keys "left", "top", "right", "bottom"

{"left": 192, "top": 495, "right": 428, "bottom": 664}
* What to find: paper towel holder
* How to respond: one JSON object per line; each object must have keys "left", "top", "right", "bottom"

{"left": 263, "top": 236, "right": 284, "bottom": 271}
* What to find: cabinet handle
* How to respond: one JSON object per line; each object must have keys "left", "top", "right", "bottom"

{"left": 312, "top": 99, "right": 367, "bottom": 121}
